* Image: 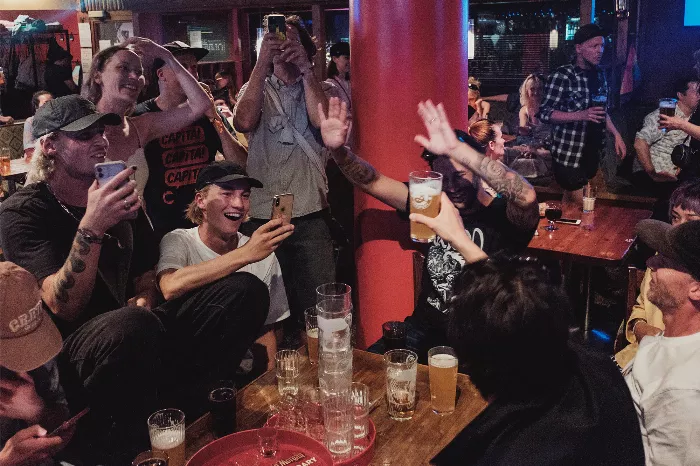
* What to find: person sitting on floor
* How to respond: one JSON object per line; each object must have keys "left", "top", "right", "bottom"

{"left": 623, "top": 218, "right": 700, "bottom": 465}
{"left": 615, "top": 181, "right": 700, "bottom": 367}
{"left": 157, "top": 161, "right": 294, "bottom": 371}
{"left": 411, "top": 199, "right": 644, "bottom": 466}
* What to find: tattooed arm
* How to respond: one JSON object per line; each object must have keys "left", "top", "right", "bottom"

{"left": 320, "top": 97, "right": 409, "bottom": 211}
{"left": 40, "top": 229, "right": 102, "bottom": 321}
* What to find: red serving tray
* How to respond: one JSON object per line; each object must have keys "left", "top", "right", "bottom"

{"left": 186, "top": 428, "right": 334, "bottom": 466}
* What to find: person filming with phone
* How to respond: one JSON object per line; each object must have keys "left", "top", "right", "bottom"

{"left": 234, "top": 14, "right": 334, "bottom": 345}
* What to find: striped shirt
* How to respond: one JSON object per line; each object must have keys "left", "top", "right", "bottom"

{"left": 538, "top": 64, "right": 607, "bottom": 168}
{"left": 634, "top": 107, "right": 690, "bottom": 174}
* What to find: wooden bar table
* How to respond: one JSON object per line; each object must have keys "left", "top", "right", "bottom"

{"left": 527, "top": 204, "right": 651, "bottom": 333}
{"left": 186, "top": 349, "right": 487, "bottom": 465}
{"left": 1, "top": 158, "right": 30, "bottom": 195}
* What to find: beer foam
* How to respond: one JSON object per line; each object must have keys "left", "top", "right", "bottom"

{"left": 409, "top": 184, "right": 441, "bottom": 198}
{"left": 306, "top": 327, "right": 319, "bottom": 338}
{"left": 430, "top": 354, "right": 457, "bottom": 368}
{"left": 660, "top": 101, "right": 677, "bottom": 108}
{"left": 150, "top": 430, "right": 184, "bottom": 449}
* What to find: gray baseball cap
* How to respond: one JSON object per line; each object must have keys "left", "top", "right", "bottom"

{"left": 32, "top": 95, "right": 121, "bottom": 140}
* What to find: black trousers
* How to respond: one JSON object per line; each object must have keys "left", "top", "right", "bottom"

{"left": 57, "top": 272, "right": 269, "bottom": 464}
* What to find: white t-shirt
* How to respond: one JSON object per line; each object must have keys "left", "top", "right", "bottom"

{"left": 157, "top": 228, "right": 290, "bottom": 326}
{"left": 623, "top": 331, "right": 700, "bottom": 466}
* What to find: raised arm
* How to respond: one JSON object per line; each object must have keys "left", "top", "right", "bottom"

{"left": 158, "top": 219, "right": 293, "bottom": 300}
{"left": 319, "top": 98, "right": 409, "bottom": 211}
{"left": 233, "top": 33, "right": 284, "bottom": 133}
{"left": 43, "top": 170, "right": 140, "bottom": 320}
{"left": 278, "top": 39, "right": 327, "bottom": 128}
{"left": 125, "top": 38, "right": 211, "bottom": 143}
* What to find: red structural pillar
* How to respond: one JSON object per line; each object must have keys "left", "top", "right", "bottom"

{"left": 350, "top": 0, "right": 470, "bottom": 348}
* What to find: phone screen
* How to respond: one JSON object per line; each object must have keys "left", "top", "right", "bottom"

{"left": 267, "top": 15, "right": 286, "bottom": 40}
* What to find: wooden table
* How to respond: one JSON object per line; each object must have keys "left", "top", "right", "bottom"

{"left": 186, "top": 349, "right": 487, "bottom": 465}
{"left": 527, "top": 204, "right": 652, "bottom": 332}
{"left": 1, "top": 158, "right": 30, "bottom": 194}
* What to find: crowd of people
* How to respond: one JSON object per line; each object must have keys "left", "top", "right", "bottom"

{"left": 0, "top": 14, "right": 700, "bottom": 466}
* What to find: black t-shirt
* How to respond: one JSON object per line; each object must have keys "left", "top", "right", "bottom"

{"left": 410, "top": 195, "right": 535, "bottom": 333}
{"left": 44, "top": 63, "right": 74, "bottom": 97}
{"left": 582, "top": 68, "right": 604, "bottom": 162}
{"left": 690, "top": 107, "right": 700, "bottom": 151}
{"left": 132, "top": 99, "right": 224, "bottom": 238}
{"left": 432, "top": 344, "right": 645, "bottom": 466}
{"left": 0, "top": 183, "right": 158, "bottom": 336}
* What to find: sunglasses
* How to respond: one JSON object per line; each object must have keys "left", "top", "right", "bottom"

{"left": 468, "top": 83, "right": 480, "bottom": 91}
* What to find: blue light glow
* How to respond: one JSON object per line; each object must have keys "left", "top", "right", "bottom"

{"left": 686, "top": 0, "right": 700, "bottom": 26}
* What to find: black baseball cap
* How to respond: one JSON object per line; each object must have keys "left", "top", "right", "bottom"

{"left": 573, "top": 24, "right": 606, "bottom": 45}
{"left": 330, "top": 42, "right": 350, "bottom": 57}
{"left": 636, "top": 219, "right": 700, "bottom": 280}
{"left": 32, "top": 95, "right": 120, "bottom": 140}
{"left": 162, "top": 40, "right": 209, "bottom": 61}
{"left": 196, "top": 161, "right": 263, "bottom": 190}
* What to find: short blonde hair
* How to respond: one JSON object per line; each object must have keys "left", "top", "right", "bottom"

{"left": 185, "top": 185, "right": 212, "bottom": 225}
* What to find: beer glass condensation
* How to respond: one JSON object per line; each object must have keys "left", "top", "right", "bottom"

{"left": 409, "top": 171, "right": 443, "bottom": 243}
{"left": 147, "top": 409, "right": 185, "bottom": 466}
{"left": 659, "top": 98, "right": 677, "bottom": 134}
{"left": 428, "top": 346, "right": 458, "bottom": 415}
{"left": 384, "top": 349, "right": 418, "bottom": 421}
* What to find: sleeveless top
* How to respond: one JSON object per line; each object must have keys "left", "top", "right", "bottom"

{"left": 106, "top": 116, "right": 149, "bottom": 195}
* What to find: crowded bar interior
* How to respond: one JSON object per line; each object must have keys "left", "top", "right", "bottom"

{"left": 1, "top": 0, "right": 700, "bottom": 464}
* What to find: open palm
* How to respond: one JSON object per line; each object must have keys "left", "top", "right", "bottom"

{"left": 414, "top": 100, "right": 461, "bottom": 156}
{"left": 319, "top": 97, "right": 349, "bottom": 150}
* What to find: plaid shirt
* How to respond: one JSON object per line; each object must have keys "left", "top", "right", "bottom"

{"left": 537, "top": 64, "right": 607, "bottom": 168}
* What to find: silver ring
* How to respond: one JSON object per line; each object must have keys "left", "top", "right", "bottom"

{"left": 429, "top": 117, "right": 438, "bottom": 124}
{"left": 124, "top": 199, "right": 130, "bottom": 210}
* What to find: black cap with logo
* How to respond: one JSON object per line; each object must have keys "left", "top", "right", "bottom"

{"left": 196, "top": 161, "right": 263, "bottom": 190}
{"left": 32, "top": 95, "right": 121, "bottom": 140}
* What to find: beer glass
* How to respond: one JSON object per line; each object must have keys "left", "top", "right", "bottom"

{"left": 428, "top": 346, "right": 458, "bottom": 415}
{"left": 323, "top": 391, "right": 354, "bottom": 459}
{"left": 302, "top": 387, "right": 325, "bottom": 443}
{"left": 147, "top": 409, "right": 185, "bottom": 466}
{"left": 275, "top": 349, "right": 300, "bottom": 397}
{"left": 409, "top": 171, "right": 443, "bottom": 243}
{"left": 659, "top": 98, "right": 677, "bottom": 134}
{"left": 316, "top": 283, "right": 353, "bottom": 396}
{"left": 382, "top": 321, "right": 407, "bottom": 351}
{"left": 582, "top": 183, "right": 596, "bottom": 213}
{"left": 350, "top": 382, "right": 370, "bottom": 439}
{"left": 0, "top": 148, "right": 11, "bottom": 177}
{"left": 132, "top": 450, "right": 169, "bottom": 466}
{"left": 208, "top": 380, "right": 236, "bottom": 438}
{"left": 384, "top": 349, "right": 418, "bottom": 421}
{"left": 257, "top": 414, "right": 279, "bottom": 458}
{"left": 304, "top": 307, "right": 319, "bottom": 365}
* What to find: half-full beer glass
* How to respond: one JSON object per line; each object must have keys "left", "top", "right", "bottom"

{"left": 428, "top": 346, "right": 458, "bottom": 415}
{"left": 384, "top": 349, "right": 418, "bottom": 421}
{"left": 659, "top": 98, "right": 677, "bottom": 133}
{"left": 147, "top": 409, "right": 185, "bottom": 466}
{"left": 409, "top": 171, "right": 443, "bottom": 243}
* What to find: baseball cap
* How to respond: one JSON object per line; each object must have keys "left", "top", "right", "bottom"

{"left": 330, "top": 42, "right": 350, "bottom": 58}
{"left": 32, "top": 95, "right": 121, "bottom": 140}
{"left": 196, "top": 161, "right": 263, "bottom": 190}
{"left": 0, "top": 262, "right": 63, "bottom": 372}
{"left": 162, "top": 40, "right": 209, "bottom": 61}
{"left": 636, "top": 219, "right": 700, "bottom": 280}
{"left": 573, "top": 24, "right": 605, "bottom": 45}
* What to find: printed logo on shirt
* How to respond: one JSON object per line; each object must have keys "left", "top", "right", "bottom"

{"left": 159, "top": 125, "right": 211, "bottom": 189}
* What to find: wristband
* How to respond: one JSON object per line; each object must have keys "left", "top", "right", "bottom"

{"left": 77, "top": 228, "right": 104, "bottom": 244}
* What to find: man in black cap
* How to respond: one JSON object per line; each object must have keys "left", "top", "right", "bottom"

{"left": 132, "top": 40, "right": 247, "bottom": 241}
{"left": 0, "top": 95, "right": 164, "bottom": 463}
{"left": 623, "top": 219, "right": 700, "bottom": 464}
{"left": 158, "top": 161, "right": 294, "bottom": 371}
{"left": 538, "top": 24, "right": 626, "bottom": 204}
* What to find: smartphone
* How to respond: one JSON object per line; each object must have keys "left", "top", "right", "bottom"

{"left": 271, "top": 193, "right": 294, "bottom": 225}
{"left": 95, "top": 160, "right": 128, "bottom": 188}
{"left": 267, "top": 14, "right": 287, "bottom": 40}
{"left": 556, "top": 218, "right": 582, "bottom": 225}
{"left": 48, "top": 407, "right": 90, "bottom": 437}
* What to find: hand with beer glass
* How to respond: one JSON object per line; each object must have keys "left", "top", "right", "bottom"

{"left": 658, "top": 98, "right": 678, "bottom": 134}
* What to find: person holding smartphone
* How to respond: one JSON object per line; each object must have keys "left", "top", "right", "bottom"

{"left": 234, "top": 14, "right": 333, "bottom": 343}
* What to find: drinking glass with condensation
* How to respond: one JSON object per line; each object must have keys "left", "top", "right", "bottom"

{"left": 384, "top": 349, "right": 418, "bottom": 421}
{"left": 275, "top": 349, "right": 300, "bottom": 397}
{"left": 409, "top": 171, "right": 443, "bottom": 243}
{"left": 147, "top": 409, "right": 185, "bottom": 466}
{"left": 428, "top": 346, "right": 458, "bottom": 416}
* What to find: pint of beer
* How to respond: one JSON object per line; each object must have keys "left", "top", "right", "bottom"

{"left": 409, "top": 171, "right": 443, "bottom": 243}
{"left": 659, "top": 98, "right": 677, "bottom": 134}
{"left": 428, "top": 346, "right": 458, "bottom": 415}
{"left": 148, "top": 409, "right": 185, "bottom": 466}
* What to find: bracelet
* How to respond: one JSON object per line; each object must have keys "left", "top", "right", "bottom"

{"left": 630, "top": 319, "right": 645, "bottom": 336}
{"left": 77, "top": 228, "right": 104, "bottom": 244}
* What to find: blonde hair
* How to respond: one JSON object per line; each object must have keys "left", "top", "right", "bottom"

{"left": 26, "top": 133, "right": 58, "bottom": 183}
{"left": 468, "top": 76, "right": 481, "bottom": 97}
{"left": 519, "top": 74, "right": 545, "bottom": 108}
{"left": 185, "top": 185, "right": 212, "bottom": 225}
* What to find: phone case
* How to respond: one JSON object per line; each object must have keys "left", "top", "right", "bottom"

{"left": 95, "top": 161, "right": 127, "bottom": 188}
{"left": 271, "top": 194, "right": 294, "bottom": 225}
{"left": 267, "top": 15, "right": 287, "bottom": 40}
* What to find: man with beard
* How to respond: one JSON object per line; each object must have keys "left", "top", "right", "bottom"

{"left": 623, "top": 218, "right": 700, "bottom": 465}
{"left": 319, "top": 97, "right": 538, "bottom": 362}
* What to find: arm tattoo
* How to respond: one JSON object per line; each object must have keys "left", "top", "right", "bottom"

{"left": 476, "top": 157, "right": 532, "bottom": 206}
{"left": 337, "top": 151, "right": 378, "bottom": 186}
{"left": 53, "top": 234, "right": 92, "bottom": 305}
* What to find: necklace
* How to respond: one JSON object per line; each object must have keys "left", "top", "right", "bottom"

{"left": 43, "top": 182, "right": 124, "bottom": 249}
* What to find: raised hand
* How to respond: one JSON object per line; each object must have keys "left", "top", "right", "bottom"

{"left": 279, "top": 40, "right": 312, "bottom": 74}
{"left": 319, "top": 97, "right": 349, "bottom": 150}
{"left": 257, "top": 33, "right": 285, "bottom": 68}
{"left": 122, "top": 37, "right": 171, "bottom": 64}
{"left": 414, "top": 100, "right": 461, "bottom": 156}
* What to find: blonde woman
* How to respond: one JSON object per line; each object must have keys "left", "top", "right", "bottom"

{"left": 518, "top": 74, "right": 547, "bottom": 133}
{"left": 468, "top": 76, "right": 490, "bottom": 125}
